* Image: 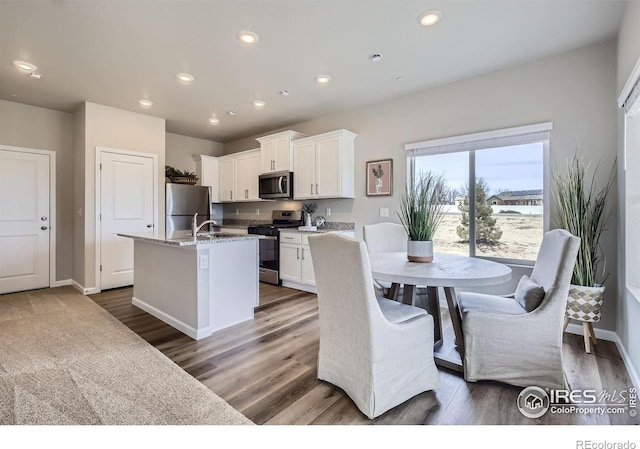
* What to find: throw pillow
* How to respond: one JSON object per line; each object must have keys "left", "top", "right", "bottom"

{"left": 514, "top": 275, "right": 545, "bottom": 312}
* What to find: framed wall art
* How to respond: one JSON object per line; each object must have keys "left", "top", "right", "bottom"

{"left": 366, "top": 159, "right": 393, "bottom": 196}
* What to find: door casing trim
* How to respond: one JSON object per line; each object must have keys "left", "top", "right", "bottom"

{"left": 94, "top": 146, "right": 158, "bottom": 293}
{"left": 0, "top": 145, "right": 57, "bottom": 288}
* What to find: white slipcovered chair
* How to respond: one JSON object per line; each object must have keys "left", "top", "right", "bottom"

{"left": 363, "top": 222, "right": 407, "bottom": 298}
{"left": 459, "top": 229, "right": 580, "bottom": 390}
{"left": 308, "top": 232, "right": 440, "bottom": 419}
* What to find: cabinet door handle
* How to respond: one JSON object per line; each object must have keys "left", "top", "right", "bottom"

{"left": 230, "top": 190, "right": 233, "bottom": 200}
{"left": 41, "top": 226, "right": 48, "bottom": 230}
{"left": 311, "top": 184, "right": 314, "bottom": 195}
{"left": 301, "top": 248, "right": 305, "bottom": 260}
{"left": 316, "top": 183, "right": 319, "bottom": 195}
{"left": 296, "top": 248, "right": 300, "bottom": 259}
{"left": 245, "top": 189, "right": 248, "bottom": 199}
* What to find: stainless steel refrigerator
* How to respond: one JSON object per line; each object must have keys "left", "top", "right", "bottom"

{"left": 165, "top": 184, "right": 216, "bottom": 236}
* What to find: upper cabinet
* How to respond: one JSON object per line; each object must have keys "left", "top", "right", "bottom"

{"left": 293, "top": 129, "right": 357, "bottom": 200}
{"left": 196, "top": 155, "right": 220, "bottom": 203}
{"left": 218, "top": 149, "right": 262, "bottom": 203}
{"left": 256, "top": 130, "right": 307, "bottom": 174}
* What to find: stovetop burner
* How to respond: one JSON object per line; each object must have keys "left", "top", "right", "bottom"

{"left": 247, "top": 210, "right": 303, "bottom": 236}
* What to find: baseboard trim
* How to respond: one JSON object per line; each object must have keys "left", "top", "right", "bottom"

{"left": 565, "top": 322, "right": 617, "bottom": 342}
{"left": 281, "top": 280, "right": 317, "bottom": 294}
{"left": 132, "top": 296, "right": 210, "bottom": 340}
{"left": 614, "top": 336, "right": 640, "bottom": 390}
{"left": 51, "top": 279, "right": 72, "bottom": 287}
{"left": 72, "top": 280, "right": 100, "bottom": 296}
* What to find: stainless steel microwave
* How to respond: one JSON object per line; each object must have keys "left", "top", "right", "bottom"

{"left": 259, "top": 171, "right": 294, "bottom": 199}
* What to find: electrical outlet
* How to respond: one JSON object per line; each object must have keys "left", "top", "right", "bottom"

{"left": 380, "top": 207, "right": 389, "bottom": 217}
{"left": 199, "top": 254, "right": 209, "bottom": 270}
{"left": 326, "top": 208, "right": 331, "bottom": 217}
{"left": 236, "top": 208, "right": 239, "bottom": 215}
{"left": 256, "top": 208, "right": 260, "bottom": 215}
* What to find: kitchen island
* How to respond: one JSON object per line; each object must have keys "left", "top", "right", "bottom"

{"left": 118, "top": 231, "right": 259, "bottom": 340}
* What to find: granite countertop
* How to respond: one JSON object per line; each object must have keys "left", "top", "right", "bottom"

{"left": 117, "top": 231, "right": 258, "bottom": 247}
{"left": 279, "top": 222, "right": 356, "bottom": 234}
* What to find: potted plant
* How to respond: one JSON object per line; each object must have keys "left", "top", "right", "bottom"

{"left": 165, "top": 165, "right": 198, "bottom": 185}
{"left": 301, "top": 201, "right": 318, "bottom": 228}
{"left": 552, "top": 154, "right": 615, "bottom": 325}
{"left": 398, "top": 172, "right": 448, "bottom": 263}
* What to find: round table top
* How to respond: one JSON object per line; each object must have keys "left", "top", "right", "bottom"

{"left": 369, "top": 252, "right": 512, "bottom": 288}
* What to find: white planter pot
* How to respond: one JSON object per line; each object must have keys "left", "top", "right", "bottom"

{"left": 565, "top": 284, "right": 605, "bottom": 322}
{"left": 407, "top": 240, "right": 433, "bottom": 263}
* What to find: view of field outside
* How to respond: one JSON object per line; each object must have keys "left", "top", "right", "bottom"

{"left": 414, "top": 142, "right": 544, "bottom": 261}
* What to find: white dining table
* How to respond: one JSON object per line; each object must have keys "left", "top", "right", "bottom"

{"left": 369, "top": 252, "right": 512, "bottom": 372}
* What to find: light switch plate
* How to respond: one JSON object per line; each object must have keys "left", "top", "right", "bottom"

{"left": 256, "top": 208, "right": 260, "bottom": 215}
{"left": 199, "top": 254, "right": 209, "bottom": 270}
{"left": 326, "top": 208, "right": 331, "bottom": 217}
{"left": 380, "top": 207, "right": 389, "bottom": 217}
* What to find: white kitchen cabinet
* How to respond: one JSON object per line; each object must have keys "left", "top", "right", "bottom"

{"left": 196, "top": 155, "right": 220, "bottom": 203}
{"left": 256, "top": 130, "right": 306, "bottom": 174}
{"left": 235, "top": 150, "right": 261, "bottom": 201}
{"left": 292, "top": 129, "right": 357, "bottom": 200}
{"left": 218, "top": 149, "right": 262, "bottom": 203}
{"left": 219, "top": 158, "right": 235, "bottom": 202}
{"left": 279, "top": 230, "right": 354, "bottom": 293}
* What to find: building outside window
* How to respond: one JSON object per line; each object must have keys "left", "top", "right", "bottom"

{"left": 405, "top": 123, "right": 551, "bottom": 264}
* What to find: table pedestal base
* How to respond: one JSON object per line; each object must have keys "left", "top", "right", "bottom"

{"left": 402, "top": 284, "right": 465, "bottom": 373}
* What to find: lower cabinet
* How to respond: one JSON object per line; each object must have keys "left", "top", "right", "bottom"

{"left": 279, "top": 230, "right": 354, "bottom": 293}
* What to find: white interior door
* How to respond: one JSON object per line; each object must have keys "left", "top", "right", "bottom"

{"left": 0, "top": 149, "right": 50, "bottom": 294}
{"left": 100, "top": 151, "right": 155, "bottom": 290}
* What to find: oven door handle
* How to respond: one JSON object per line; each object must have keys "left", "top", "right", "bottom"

{"left": 278, "top": 176, "right": 285, "bottom": 194}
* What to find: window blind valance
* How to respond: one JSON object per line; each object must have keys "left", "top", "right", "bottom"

{"left": 404, "top": 122, "right": 553, "bottom": 157}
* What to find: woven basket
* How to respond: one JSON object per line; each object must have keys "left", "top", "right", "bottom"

{"left": 565, "top": 285, "right": 605, "bottom": 323}
{"left": 169, "top": 177, "right": 197, "bottom": 185}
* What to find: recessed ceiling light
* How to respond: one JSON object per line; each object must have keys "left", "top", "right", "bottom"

{"left": 253, "top": 100, "right": 266, "bottom": 109}
{"left": 369, "top": 53, "right": 382, "bottom": 62}
{"left": 9, "top": 93, "right": 17, "bottom": 97}
{"left": 176, "top": 73, "right": 194, "bottom": 84}
{"left": 209, "top": 117, "right": 220, "bottom": 125}
{"left": 227, "top": 110, "right": 236, "bottom": 116}
{"left": 139, "top": 99, "right": 153, "bottom": 108}
{"left": 13, "top": 60, "right": 37, "bottom": 72}
{"left": 237, "top": 31, "right": 259, "bottom": 44}
{"left": 279, "top": 89, "right": 291, "bottom": 96}
{"left": 418, "top": 10, "right": 442, "bottom": 27}
{"left": 397, "top": 76, "right": 405, "bottom": 81}
{"left": 316, "top": 75, "right": 331, "bottom": 84}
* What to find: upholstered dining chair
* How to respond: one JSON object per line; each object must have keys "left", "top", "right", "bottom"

{"left": 363, "top": 222, "right": 407, "bottom": 299}
{"left": 458, "top": 229, "right": 580, "bottom": 390}
{"left": 308, "top": 232, "right": 440, "bottom": 419}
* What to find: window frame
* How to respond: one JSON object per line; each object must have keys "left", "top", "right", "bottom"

{"left": 405, "top": 122, "right": 552, "bottom": 266}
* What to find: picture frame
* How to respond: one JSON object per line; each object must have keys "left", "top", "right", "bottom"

{"left": 366, "top": 159, "right": 393, "bottom": 196}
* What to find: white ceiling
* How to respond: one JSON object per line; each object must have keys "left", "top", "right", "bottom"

{"left": 0, "top": 1, "right": 626, "bottom": 142}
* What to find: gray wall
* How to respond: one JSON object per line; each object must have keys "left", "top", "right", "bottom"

{"left": 77, "top": 102, "right": 166, "bottom": 290}
{"left": 617, "top": 0, "right": 640, "bottom": 385}
{"left": 165, "top": 132, "right": 223, "bottom": 174}
{"left": 223, "top": 39, "right": 619, "bottom": 331}
{"left": 0, "top": 99, "right": 74, "bottom": 281}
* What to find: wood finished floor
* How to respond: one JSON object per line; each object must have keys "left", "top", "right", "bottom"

{"left": 90, "top": 284, "right": 639, "bottom": 425}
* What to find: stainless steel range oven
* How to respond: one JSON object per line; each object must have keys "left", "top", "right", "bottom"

{"left": 248, "top": 210, "right": 302, "bottom": 285}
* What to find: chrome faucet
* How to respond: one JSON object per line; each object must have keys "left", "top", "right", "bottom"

{"left": 191, "top": 212, "right": 219, "bottom": 237}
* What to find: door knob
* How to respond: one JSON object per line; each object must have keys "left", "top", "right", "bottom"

{"left": 41, "top": 216, "right": 48, "bottom": 221}
{"left": 146, "top": 224, "right": 153, "bottom": 228}
{"left": 41, "top": 226, "right": 48, "bottom": 230}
